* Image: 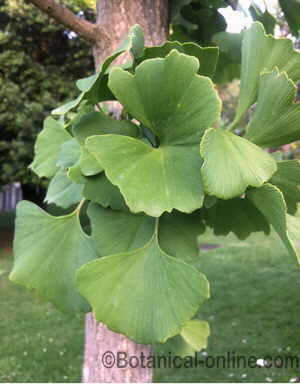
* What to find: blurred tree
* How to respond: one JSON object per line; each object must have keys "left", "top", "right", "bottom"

{"left": 0, "top": 0, "right": 94, "bottom": 201}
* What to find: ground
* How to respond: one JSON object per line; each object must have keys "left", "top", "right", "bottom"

{"left": 1, "top": 212, "right": 300, "bottom": 382}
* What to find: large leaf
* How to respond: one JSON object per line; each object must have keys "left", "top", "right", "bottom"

{"left": 246, "top": 70, "right": 300, "bottom": 147}
{"left": 30, "top": 117, "right": 71, "bottom": 178}
{"left": 138, "top": 41, "right": 219, "bottom": 78}
{"left": 45, "top": 168, "right": 84, "bottom": 208}
{"left": 247, "top": 184, "right": 298, "bottom": 260}
{"left": 87, "top": 50, "right": 221, "bottom": 217}
{"left": 77, "top": 233, "right": 209, "bottom": 344}
{"left": 232, "top": 22, "right": 300, "bottom": 127}
{"left": 270, "top": 160, "right": 300, "bottom": 215}
{"left": 83, "top": 175, "right": 127, "bottom": 210}
{"left": 73, "top": 111, "right": 138, "bottom": 176}
{"left": 205, "top": 196, "right": 270, "bottom": 239}
{"left": 200, "top": 128, "right": 277, "bottom": 199}
{"left": 279, "top": 0, "right": 300, "bottom": 37}
{"left": 87, "top": 136, "right": 204, "bottom": 217}
{"left": 10, "top": 201, "right": 97, "bottom": 311}
{"left": 52, "top": 25, "right": 144, "bottom": 115}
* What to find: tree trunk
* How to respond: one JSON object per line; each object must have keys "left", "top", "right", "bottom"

{"left": 83, "top": 1, "right": 169, "bottom": 382}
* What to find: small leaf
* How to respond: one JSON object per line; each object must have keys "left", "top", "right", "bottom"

{"left": 200, "top": 128, "right": 277, "bottom": 199}
{"left": 249, "top": 4, "right": 276, "bottom": 35}
{"left": 270, "top": 160, "right": 300, "bottom": 215}
{"left": 10, "top": 201, "right": 98, "bottom": 312}
{"left": 246, "top": 69, "right": 300, "bottom": 147}
{"left": 233, "top": 22, "right": 300, "bottom": 126}
{"left": 30, "top": 117, "right": 71, "bottom": 178}
{"left": 77, "top": 233, "right": 209, "bottom": 344}
{"left": 279, "top": 0, "right": 300, "bottom": 37}
{"left": 45, "top": 168, "right": 84, "bottom": 208}
{"left": 247, "top": 183, "right": 298, "bottom": 260}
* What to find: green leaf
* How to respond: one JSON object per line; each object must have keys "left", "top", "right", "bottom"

{"left": 138, "top": 41, "right": 219, "bottom": 78}
{"left": 73, "top": 111, "right": 138, "bottom": 176}
{"left": 30, "top": 117, "right": 71, "bottom": 178}
{"left": 87, "top": 203, "right": 155, "bottom": 256}
{"left": 45, "top": 168, "right": 84, "bottom": 208}
{"left": 270, "top": 160, "right": 300, "bottom": 215}
{"left": 249, "top": 4, "right": 276, "bottom": 35}
{"left": 279, "top": 0, "right": 300, "bottom": 37}
{"left": 161, "top": 319, "right": 210, "bottom": 357}
{"left": 247, "top": 183, "right": 298, "bottom": 260}
{"left": 245, "top": 69, "right": 300, "bottom": 147}
{"left": 83, "top": 175, "right": 127, "bottom": 210}
{"left": 232, "top": 22, "right": 300, "bottom": 127}
{"left": 67, "top": 162, "right": 86, "bottom": 184}
{"left": 200, "top": 128, "right": 277, "bottom": 199}
{"left": 56, "top": 138, "right": 81, "bottom": 169}
{"left": 9, "top": 201, "right": 97, "bottom": 312}
{"left": 205, "top": 197, "right": 270, "bottom": 240}
{"left": 118, "top": 24, "right": 144, "bottom": 59}
{"left": 108, "top": 50, "right": 221, "bottom": 145}
{"left": 87, "top": 135, "right": 204, "bottom": 217}
{"left": 77, "top": 232, "right": 209, "bottom": 344}
{"left": 158, "top": 210, "right": 205, "bottom": 264}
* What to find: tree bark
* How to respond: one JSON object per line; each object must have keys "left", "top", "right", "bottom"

{"left": 83, "top": 1, "right": 169, "bottom": 382}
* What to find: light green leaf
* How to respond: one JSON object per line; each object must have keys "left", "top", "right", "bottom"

{"left": 118, "top": 24, "right": 144, "bottom": 59}
{"left": 45, "top": 168, "right": 84, "bottom": 208}
{"left": 200, "top": 128, "right": 277, "bottom": 199}
{"left": 161, "top": 319, "right": 210, "bottom": 357}
{"left": 56, "top": 138, "right": 81, "bottom": 169}
{"left": 67, "top": 163, "right": 86, "bottom": 184}
{"left": 87, "top": 203, "right": 155, "bottom": 256}
{"left": 87, "top": 135, "right": 204, "bottom": 217}
{"left": 77, "top": 233, "right": 209, "bottom": 344}
{"left": 158, "top": 210, "right": 205, "bottom": 264}
{"left": 270, "top": 160, "right": 300, "bottom": 215}
{"left": 108, "top": 50, "right": 221, "bottom": 145}
{"left": 9, "top": 201, "right": 97, "bottom": 312}
{"left": 30, "top": 117, "right": 71, "bottom": 178}
{"left": 205, "top": 196, "right": 270, "bottom": 239}
{"left": 247, "top": 183, "right": 298, "bottom": 260}
{"left": 83, "top": 175, "right": 127, "bottom": 210}
{"left": 246, "top": 70, "right": 300, "bottom": 147}
{"left": 138, "top": 41, "right": 219, "bottom": 78}
{"left": 233, "top": 22, "right": 300, "bottom": 126}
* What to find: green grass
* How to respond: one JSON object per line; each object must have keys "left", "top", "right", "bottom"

{"left": 1, "top": 228, "right": 300, "bottom": 383}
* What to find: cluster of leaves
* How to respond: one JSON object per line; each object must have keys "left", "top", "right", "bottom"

{"left": 10, "top": 23, "right": 300, "bottom": 354}
{"left": 0, "top": 0, "right": 94, "bottom": 190}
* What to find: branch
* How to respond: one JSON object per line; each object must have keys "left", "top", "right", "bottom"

{"left": 28, "top": 0, "right": 102, "bottom": 43}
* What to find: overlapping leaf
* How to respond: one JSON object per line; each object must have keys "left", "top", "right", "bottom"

{"left": 10, "top": 201, "right": 98, "bottom": 311}
{"left": 30, "top": 117, "right": 71, "bottom": 178}
{"left": 232, "top": 22, "right": 300, "bottom": 126}
{"left": 87, "top": 50, "right": 221, "bottom": 217}
{"left": 246, "top": 69, "right": 300, "bottom": 147}
{"left": 200, "top": 128, "right": 277, "bottom": 199}
{"left": 77, "top": 231, "right": 209, "bottom": 344}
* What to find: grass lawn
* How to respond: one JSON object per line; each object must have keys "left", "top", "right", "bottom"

{"left": 1, "top": 223, "right": 300, "bottom": 382}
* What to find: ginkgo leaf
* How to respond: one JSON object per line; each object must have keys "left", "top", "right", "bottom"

{"left": 158, "top": 210, "right": 205, "bottom": 264}
{"left": 247, "top": 183, "right": 298, "bottom": 260}
{"left": 77, "top": 233, "right": 209, "bottom": 344}
{"left": 83, "top": 175, "right": 127, "bottom": 210}
{"left": 9, "top": 201, "right": 98, "bottom": 312}
{"left": 270, "top": 160, "right": 300, "bottom": 215}
{"left": 45, "top": 168, "right": 84, "bottom": 208}
{"left": 30, "top": 117, "right": 71, "bottom": 178}
{"left": 56, "top": 138, "right": 81, "bottom": 169}
{"left": 138, "top": 41, "right": 219, "bottom": 78}
{"left": 204, "top": 196, "right": 270, "bottom": 239}
{"left": 52, "top": 25, "right": 145, "bottom": 115}
{"left": 246, "top": 70, "right": 300, "bottom": 147}
{"left": 160, "top": 319, "right": 210, "bottom": 357}
{"left": 232, "top": 22, "right": 300, "bottom": 126}
{"left": 108, "top": 49, "right": 221, "bottom": 145}
{"left": 87, "top": 135, "right": 205, "bottom": 217}
{"left": 73, "top": 111, "right": 138, "bottom": 176}
{"left": 200, "top": 128, "right": 277, "bottom": 199}
{"left": 87, "top": 50, "right": 220, "bottom": 216}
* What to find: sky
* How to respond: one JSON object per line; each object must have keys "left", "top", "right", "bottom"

{"left": 220, "top": 0, "right": 278, "bottom": 33}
